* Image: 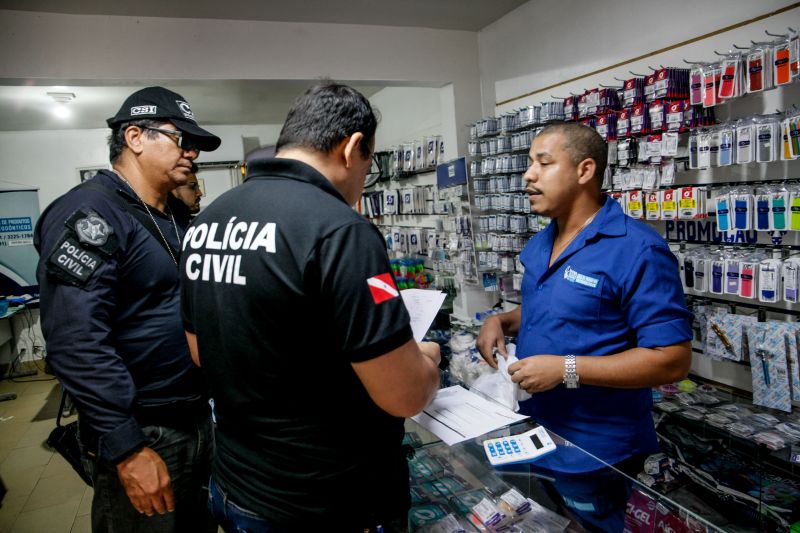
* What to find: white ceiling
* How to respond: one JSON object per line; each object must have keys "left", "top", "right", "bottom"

{"left": 0, "top": 1, "right": 528, "bottom": 131}
{"left": 0, "top": 79, "right": 386, "bottom": 131}
{"left": 0, "top": 0, "right": 529, "bottom": 31}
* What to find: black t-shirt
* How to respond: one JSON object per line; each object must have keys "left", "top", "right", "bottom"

{"left": 180, "top": 158, "right": 414, "bottom": 528}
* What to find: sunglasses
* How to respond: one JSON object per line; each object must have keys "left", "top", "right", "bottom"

{"left": 142, "top": 126, "right": 201, "bottom": 153}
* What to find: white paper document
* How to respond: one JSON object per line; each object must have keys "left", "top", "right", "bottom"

{"left": 411, "top": 385, "right": 529, "bottom": 446}
{"left": 400, "top": 289, "right": 446, "bottom": 342}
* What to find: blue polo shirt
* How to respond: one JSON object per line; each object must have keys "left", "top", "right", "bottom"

{"left": 517, "top": 195, "right": 692, "bottom": 473}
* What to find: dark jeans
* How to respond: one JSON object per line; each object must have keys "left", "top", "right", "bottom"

{"left": 530, "top": 455, "right": 644, "bottom": 533}
{"left": 208, "top": 477, "right": 408, "bottom": 533}
{"left": 87, "top": 416, "right": 215, "bottom": 533}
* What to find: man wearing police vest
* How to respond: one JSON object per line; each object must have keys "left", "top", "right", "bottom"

{"left": 36, "top": 86, "right": 221, "bottom": 532}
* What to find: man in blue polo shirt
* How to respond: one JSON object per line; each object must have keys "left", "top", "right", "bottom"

{"left": 477, "top": 122, "right": 692, "bottom": 532}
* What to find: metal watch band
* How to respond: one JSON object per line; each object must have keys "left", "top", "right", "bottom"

{"left": 563, "top": 354, "right": 579, "bottom": 388}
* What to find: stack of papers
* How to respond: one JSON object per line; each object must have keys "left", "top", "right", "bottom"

{"left": 411, "top": 386, "right": 529, "bottom": 446}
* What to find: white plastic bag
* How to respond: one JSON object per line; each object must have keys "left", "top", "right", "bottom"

{"left": 470, "top": 345, "right": 531, "bottom": 412}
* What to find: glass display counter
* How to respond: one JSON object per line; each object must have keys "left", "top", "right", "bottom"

{"left": 403, "top": 411, "right": 788, "bottom": 532}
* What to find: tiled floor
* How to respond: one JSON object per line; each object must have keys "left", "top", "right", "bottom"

{"left": 0, "top": 374, "right": 91, "bottom": 533}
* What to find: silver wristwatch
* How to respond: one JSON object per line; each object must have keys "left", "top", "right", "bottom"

{"left": 563, "top": 354, "right": 579, "bottom": 389}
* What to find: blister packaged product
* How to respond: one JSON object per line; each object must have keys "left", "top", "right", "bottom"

{"left": 674, "top": 392, "right": 698, "bottom": 405}
{"left": 706, "top": 413, "right": 734, "bottom": 429}
{"left": 775, "top": 422, "right": 800, "bottom": 442}
{"left": 655, "top": 401, "right": 681, "bottom": 413}
{"left": 746, "top": 321, "right": 793, "bottom": 412}
{"left": 410, "top": 504, "right": 454, "bottom": 529}
{"left": 726, "top": 422, "right": 756, "bottom": 438}
{"left": 645, "top": 190, "right": 662, "bottom": 221}
{"left": 754, "top": 431, "right": 787, "bottom": 450}
{"left": 706, "top": 312, "right": 757, "bottom": 360}
{"left": 661, "top": 188, "right": 678, "bottom": 220}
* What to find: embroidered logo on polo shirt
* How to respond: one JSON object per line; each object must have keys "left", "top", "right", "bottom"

{"left": 564, "top": 266, "right": 599, "bottom": 288}
{"left": 367, "top": 273, "right": 399, "bottom": 304}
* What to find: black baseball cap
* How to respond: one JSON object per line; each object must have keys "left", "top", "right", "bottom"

{"left": 106, "top": 86, "right": 221, "bottom": 151}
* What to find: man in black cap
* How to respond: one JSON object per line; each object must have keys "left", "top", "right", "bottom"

{"left": 35, "top": 86, "right": 221, "bottom": 532}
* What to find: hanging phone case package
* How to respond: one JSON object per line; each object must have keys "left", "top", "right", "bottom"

{"left": 710, "top": 259, "right": 725, "bottom": 295}
{"left": 702, "top": 64, "right": 719, "bottom": 107}
{"left": 724, "top": 258, "right": 740, "bottom": 295}
{"left": 758, "top": 259, "right": 782, "bottom": 303}
{"left": 693, "top": 256, "right": 708, "bottom": 292}
{"left": 689, "top": 66, "right": 704, "bottom": 105}
{"left": 756, "top": 120, "right": 778, "bottom": 163}
{"left": 739, "top": 259, "right": 758, "bottom": 299}
{"left": 775, "top": 40, "right": 792, "bottom": 86}
{"left": 688, "top": 131, "right": 699, "bottom": 169}
{"left": 715, "top": 192, "right": 731, "bottom": 231}
{"left": 683, "top": 255, "right": 695, "bottom": 289}
{"left": 731, "top": 193, "right": 753, "bottom": 231}
{"left": 746, "top": 322, "right": 792, "bottom": 413}
{"left": 735, "top": 121, "right": 754, "bottom": 164}
{"left": 754, "top": 193, "right": 771, "bottom": 231}
{"left": 708, "top": 129, "right": 721, "bottom": 167}
{"left": 403, "top": 143, "right": 415, "bottom": 171}
{"left": 791, "top": 30, "right": 800, "bottom": 79}
{"left": 781, "top": 119, "right": 795, "bottom": 161}
{"left": 789, "top": 324, "right": 800, "bottom": 401}
{"left": 697, "top": 131, "right": 711, "bottom": 169}
{"left": 747, "top": 47, "right": 767, "bottom": 93}
{"left": 771, "top": 190, "right": 790, "bottom": 231}
{"left": 718, "top": 126, "right": 734, "bottom": 166}
{"left": 717, "top": 57, "right": 740, "bottom": 99}
{"left": 791, "top": 191, "right": 800, "bottom": 231}
{"left": 784, "top": 257, "right": 800, "bottom": 303}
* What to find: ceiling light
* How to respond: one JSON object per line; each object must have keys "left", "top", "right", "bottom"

{"left": 47, "top": 91, "right": 75, "bottom": 120}
{"left": 47, "top": 91, "right": 75, "bottom": 104}
{"left": 53, "top": 105, "right": 71, "bottom": 119}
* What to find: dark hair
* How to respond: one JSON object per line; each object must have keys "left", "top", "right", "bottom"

{"left": 538, "top": 122, "right": 607, "bottom": 182}
{"left": 276, "top": 82, "right": 379, "bottom": 158}
{"left": 107, "top": 119, "right": 163, "bottom": 163}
